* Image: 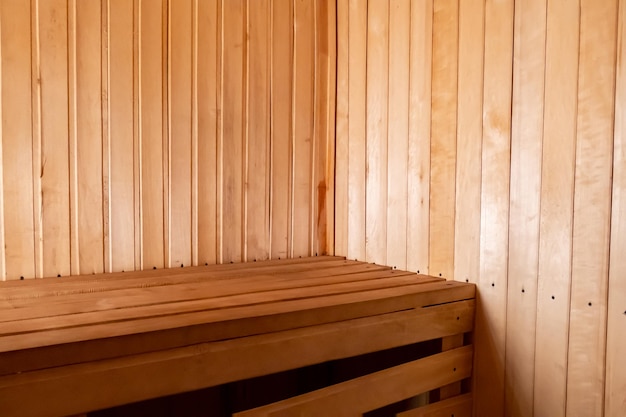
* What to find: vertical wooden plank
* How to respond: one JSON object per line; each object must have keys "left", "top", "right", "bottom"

{"left": 567, "top": 0, "right": 618, "bottom": 415}
{"left": 407, "top": 0, "right": 433, "bottom": 274}
{"left": 109, "top": 0, "right": 137, "bottom": 272}
{"left": 386, "top": 0, "right": 410, "bottom": 270}
{"left": 313, "top": 0, "right": 335, "bottom": 257}
{"left": 270, "top": 0, "right": 293, "bottom": 259}
{"left": 169, "top": 0, "right": 193, "bottom": 268}
{"left": 31, "top": 0, "right": 43, "bottom": 279}
{"left": 139, "top": 0, "right": 165, "bottom": 269}
{"left": 1, "top": 0, "right": 36, "bottom": 280}
{"left": 38, "top": 0, "right": 71, "bottom": 278}
{"left": 365, "top": 0, "right": 389, "bottom": 266}
{"left": 247, "top": 0, "right": 270, "bottom": 261}
{"left": 534, "top": 0, "right": 579, "bottom": 415}
{"left": 73, "top": 0, "right": 104, "bottom": 275}
{"left": 221, "top": 0, "right": 245, "bottom": 263}
{"left": 346, "top": 0, "right": 367, "bottom": 261}
{"left": 606, "top": 1, "right": 626, "bottom": 414}
{"left": 474, "top": 0, "right": 514, "bottom": 416}
{"left": 291, "top": 0, "right": 314, "bottom": 258}
{"left": 0, "top": 2, "right": 4, "bottom": 281}
{"left": 334, "top": 0, "right": 348, "bottom": 258}
{"left": 197, "top": 0, "right": 219, "bottom": 265}
{"left": 454, "top": 0, "right": 483, "bottom": 284}
{"left": 429, "top": 0, "right": 457, "bottom": 279}
{"left": 505, "top": 0, "right": 546, "bottom": 416}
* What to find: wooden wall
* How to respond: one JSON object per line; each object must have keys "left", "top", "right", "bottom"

{"left": 0, "top": 0, "right": 335, "bottom": 280}
{"left": 335, "top": 0, "right": 626, "bottom": 416}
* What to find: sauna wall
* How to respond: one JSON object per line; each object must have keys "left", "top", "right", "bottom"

{"left": 335, "top": 0, "right": 626, "bottom": 416}
{"left": 0, "top": 0, "right": 335, "bottom": 279}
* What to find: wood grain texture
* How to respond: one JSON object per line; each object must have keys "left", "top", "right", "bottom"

{"left": 386, "top": 0, "right": 410, "bottom": 270}
{"left": 169, "top": 0, "right": 193, "bottom": 268}
{"left": 534, "top": 0, "right": 580, "bottom": 415}
{"left": 291, "top": 0, "right": 315, "bottom": 258}
{"left": 334, "top": 0, "right": 349, "bottom": 258}
{"left": 365, "top": 0, "right": 389, "bottom": 266}
{"left": 270, "top": 0, "right": 293, "bottom": 260}
{"left": 235, "top": 347, "right": 473, "bottom": 417}
{"left": 606, "top": 2, "right": 626, "bottom": 414}
{"left": 429, "top": 0, "right": 458, "bottom": 279}
{"left": 454, "top": 0, "right": 483, "bottom": 284}
{"left": 407, "top": 0, "right": 432, "bottom": 274}
{"left": 0, "top": 0, "right": 35, "bottom": 281}
{"left": 196, "top": 0, "right": 219, "bottom": 266}
{"left": 139, "top": 0, "right": 166, "bottom": 270}
{"left": 505, "top": 0, "right": 546, "bottom": 416}
{"left": 567, "top": 0, "right": 618, "bottom": 415}
{"left": 347, "top": 0, "right": 367, "bottom": 261}
{"left": 73, "top": 0, "right": 104, "bottom": 275}
{"left": 109, "top": 0, "right": 137, "bottom": 273}
{"left": 246, "top": 0, "right": 271, "bottom": 261}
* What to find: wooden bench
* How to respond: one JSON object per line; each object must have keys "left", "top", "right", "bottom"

{"left": 0, "top": 256, "right": 475, "bottom": 417}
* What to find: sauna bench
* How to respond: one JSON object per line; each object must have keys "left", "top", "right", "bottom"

{"left": 0, "top": 256, "right": 475, "bottom": 417}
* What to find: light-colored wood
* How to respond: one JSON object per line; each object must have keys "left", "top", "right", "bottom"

{"left": 109, "top": 0, "right": 137, "bottom": 273}
{"left": 270, "top": 0, "right": 293, "bottom": 260}
{"left": 534, "top": 0, "right": 580, "bottom": 415}
{"left": 0, "top": 270, "right": 418, "bottom": 324}
{"left": 235, "top": 346, "right": 473, "bottom": 417}
{"left": 246, "top": 0, "right": 271, "bottom": 261}
{"left": 505, "top": 0, "right": 546, "bottom": 416}
{"left": 169, "top": 0, "right": 193, "bottom": 268}
{"left": 292, "top": 0, "right": 315, "bottom": 258}
{"left": 386, "top": 0, "right": 410, "bottom": 270}
{"left": 454, "top": 0, "right": 483, "bottom": 284}
{"left": 196, "top": 0, "right": 219, "bottom": 266}
{"left": 474, "top": 1, "right": 514, "bottom": 416}
{"left": 365, "top": 0, "right": 389, "bottom": 266}
{"left": 220, "top": 0, "right": 245, "bottom": 263}
{"left": 139, "top": 0, "right": 166, "bottom": 269}
{"left": 397, "top": 393, "right": 472, "bottom": 417}
{"left": 407, "top": 0, "right": 432, "bottom": 274}
{"left": 346, "top": 0, "right": 367, "bottom": 262}
{"left": 606, "top": 1, "right": 626, "bottom": 414}
{"left": 0, "top": 0, "right": 332, "bottom": 279}
{"left": 0, "top": 0, "right": 35, "bottom": 281}
{"left": 1, "top": 293, "right": 474, "bottom": 377}
{"left": 439, "top": 334, "right": 463, "bottom": 399}
{"left": 0, "top": 315, "right": 473, "bottom": 417}
{"left": 74, "top": 0, "right": 104, "bottom": 275}
{"left": 313, "top": 0, "right": 335, "bottom": 257}
{"left": 334, "top": 0, "right": 349, "bottom": 258}
{"left": 429, "top": 0, "right": 457, "bottom": 280}
{"left": 567, "top": 0, "right": 618, "bottom": 415}
{"left": 38, "top": 0, "right": 71, "bottom": 278}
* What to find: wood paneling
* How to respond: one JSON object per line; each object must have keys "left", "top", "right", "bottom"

{"left": 0, "top": 0, "right": 335, "bottom": 279}
{"left": 606, "top": 2, "right": 626, "bottom": 415}
{"left": 335, "top": 1, "right": 624, "bottom": 416}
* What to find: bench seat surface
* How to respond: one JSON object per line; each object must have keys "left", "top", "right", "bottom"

{"left": 0, "top": 256, "right": 475, "bottom": 417}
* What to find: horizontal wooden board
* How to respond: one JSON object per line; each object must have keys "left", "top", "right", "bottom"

{"left": 0, "top": 256, "right": 347, "bottom": 290}
{"left": 397, "top": 393, "right": 472, "bottom": 417}
{"left": 0, "top": 316, "right": 473, "bottom": 417}
{"left": 0, "top": 270, "right": 428, "bottom": 323}
{"left": 0, "top": 295, "right": 474, "bottom": 376}
{"left": 0, "top": 260, "right": 379, "bottom": 301}
{"left": 235, "top": 346, "right": 473, "bottom": 417}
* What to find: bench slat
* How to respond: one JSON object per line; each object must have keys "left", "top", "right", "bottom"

{"left": 0, "top": 275, "right": 442, "bottom": 336}
{"left": 396, "top": 393, "right": 473, "bottom": 417}
{"left": 234, "top": 346, "right": 473, "bottom": 417}
{"left": 0, "top": 306, "right": 473, "bottom": 417}
{"left": 1, "top": 267, "right": 415, "bottom": 321}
